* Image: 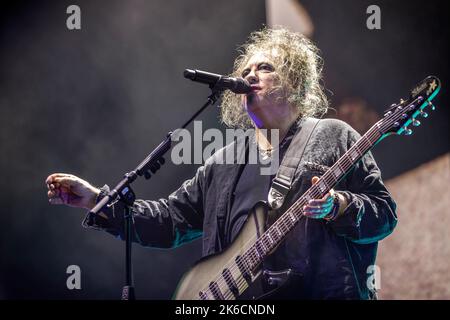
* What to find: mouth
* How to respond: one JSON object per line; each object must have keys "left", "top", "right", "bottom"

{"left": 244, "top": 85, "right": 263, "bottom": 107}
{"left": 250, "top": 84, "right": 262, "bottom": 92}
{"left": 246, "top": 85, "right": 262, "bottom": 99}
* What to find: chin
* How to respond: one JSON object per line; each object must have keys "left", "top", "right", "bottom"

{"left": 244, "top": 102, "right": 262, "bottom": 113}
{"left": 246, "top": 93, "right": 269, "bottom": 110}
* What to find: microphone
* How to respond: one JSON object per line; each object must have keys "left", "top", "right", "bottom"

{"left": 184, "top": 69, "right": 251, "bottom": 94}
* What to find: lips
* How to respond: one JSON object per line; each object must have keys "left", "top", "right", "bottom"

{"left": 250, "top": 84, "right": 262, "bottom": 91}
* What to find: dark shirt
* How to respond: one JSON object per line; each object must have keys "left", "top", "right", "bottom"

{"left": 83, "top": 117, "right": 398, "bottom": 299}
{"left": 227, "top": 122, "right": 299, "bottom": 246}
{"left": 227, "top": 161, "right": 271, "bottom": 246}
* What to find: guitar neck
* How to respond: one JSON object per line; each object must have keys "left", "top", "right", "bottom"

{"left": 241, "top": 123, "right": 383, "bottom": 271}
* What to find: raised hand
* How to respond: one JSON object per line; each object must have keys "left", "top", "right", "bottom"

{"left": 45, "top": 173, "right": 100, "bottom": 210}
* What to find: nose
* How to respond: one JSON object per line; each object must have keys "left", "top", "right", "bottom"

{"left": 244, "top": 69, "right": 258, "bottom": 85}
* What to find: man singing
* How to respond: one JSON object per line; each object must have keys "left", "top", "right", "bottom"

{"left": 46, "top": 27, "right": 397, "bottom": 299}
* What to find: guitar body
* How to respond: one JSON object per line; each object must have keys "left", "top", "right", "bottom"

{"left": 173, "top": 201, "right": 267, "bottom": 300}
{"left": 173, "top": 201, "right": 304, "bottom": 300}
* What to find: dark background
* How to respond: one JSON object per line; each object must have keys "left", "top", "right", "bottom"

{"left": 0, "top": 0, "right": 448, "bottom": 299}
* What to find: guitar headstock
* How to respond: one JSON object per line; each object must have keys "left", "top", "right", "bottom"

{"left": 378, "top": 76, "right": 441, "bottom": 137}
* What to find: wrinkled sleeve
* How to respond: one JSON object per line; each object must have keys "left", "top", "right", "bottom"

{"left": 82, "top": 165, "right": 206, "bottom": 249}
{"left": 329, "top": 126, "right": 398, "bottom": 244}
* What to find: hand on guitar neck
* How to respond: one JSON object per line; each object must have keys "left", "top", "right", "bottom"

{"left": 302, "top": 176, "right": 348, "bottom": 220}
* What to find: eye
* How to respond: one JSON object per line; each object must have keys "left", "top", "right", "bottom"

{"left": 241, "top": 69, "right": 250, "bottom": 78}
{"left": 258, "top": 63, "right": 274, "bottom": 72}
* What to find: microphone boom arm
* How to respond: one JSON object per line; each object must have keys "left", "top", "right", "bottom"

{"left": 87, "top": 75, "right": 225, "bottom": 300}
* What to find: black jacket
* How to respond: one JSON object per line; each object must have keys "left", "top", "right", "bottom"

{"left": 83, "top": 118, "right": 397, "bottom": 299}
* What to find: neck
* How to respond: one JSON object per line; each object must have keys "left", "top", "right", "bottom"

{"left": 247, "top": 101, "right": 300, "bottom": 151}
{"left": 254, "top": 114, "right": 299, "bottom": 151}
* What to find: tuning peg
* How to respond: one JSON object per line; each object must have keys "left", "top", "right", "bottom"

{"left": 412, "top": 119, "right": 421, "bottom": 126}
{"left": 394, "top": 122, "right": 400, "bottom": 127}
{"left": 403, "top": 126, "right": 413, "bottom": 135}
{"left": 401, "top": 113, "right": 408, "bottom": 119}
{"left": 428, "top": 101, "right": 436, "bottom": 111}
{"left": 420, "top": 110, "right": 428, "bottom": 118}
{"left": 144, "top": 171, "right": 152, "bottom": 179}
{"left": 150, "top": 162, "right": 161, "bottom": 174}
{"left": 417, "top": 96, "right": 424, "bottom": 102}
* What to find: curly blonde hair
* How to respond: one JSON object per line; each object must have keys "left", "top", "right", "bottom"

{"left": 220, "top": 27, "right": 328, "bottom": 129}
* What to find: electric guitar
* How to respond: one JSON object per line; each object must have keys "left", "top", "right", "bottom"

{"left": 173, "top": 76, "right": 441, "bottom": 300}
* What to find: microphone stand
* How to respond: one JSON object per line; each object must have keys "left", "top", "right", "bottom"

{"left": 89, "top": 84, "right": 224, "bottom": 300}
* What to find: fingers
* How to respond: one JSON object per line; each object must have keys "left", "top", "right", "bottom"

{"left": 48, "top": 197, "right": 59, "bottom": 204}
{"left": 303, "top": 201, "right": 333, "bottom": 218}
{"left": 48, "top": 197, "right": 64, "bottom": 205}
{"left": 47, "top": 183, "right": 65, "bottom": 205}
{"left": 46, "top": 176, "right": 80, "bottom": 191}
{"left": 48, "top": 188, "right": 74, "bottom": 206}
{"left": 304, "top": 201, "right": 333, "bottom": 213}
{"left": 46, "top": 173, "right": 73, "bottom": 205}
{"left": 303, "top": 207, "right": 328, "bottom": 219}
{"left": 46, "top": 173, "right": 68, "bottom": 184}
{"left": 307, "top": 193, "right": 333, "bottom": 207}
{"left": 45, "top": 173, "right": 78, "bottom": 185}
{"left": 48, "top": 183, "right": 61, "bottom": 190}
{"left": 304, "top": 176, "right": 335, "bottom": 219}
{"left": 46, "top": 173, "right": 89, "bottom": 208}
{"left": 52, "top": 177, "right": 76, "bottom": 187}
{"left": 47, "top": 189, "right": 60, "bottom": 198}
{"left": 48, "top": 191, "right": 63, "bottom": 205}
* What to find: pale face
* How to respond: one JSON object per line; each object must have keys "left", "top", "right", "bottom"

{"left": 241, "top": 52, "right": 279, "bottom": 112}
{"left": 240, "top": 51, "right": 296, "bottom": 129}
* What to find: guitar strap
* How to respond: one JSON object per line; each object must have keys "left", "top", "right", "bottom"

{"left": 267, "top": 117, "right": 320, "bottom": 210}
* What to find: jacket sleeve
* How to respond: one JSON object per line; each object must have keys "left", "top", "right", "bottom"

{"left": 328, "top": 124, "right": 398, "bottom": 244}
{"left": 82, "top": 165, "right": 207, "bottom": 249}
